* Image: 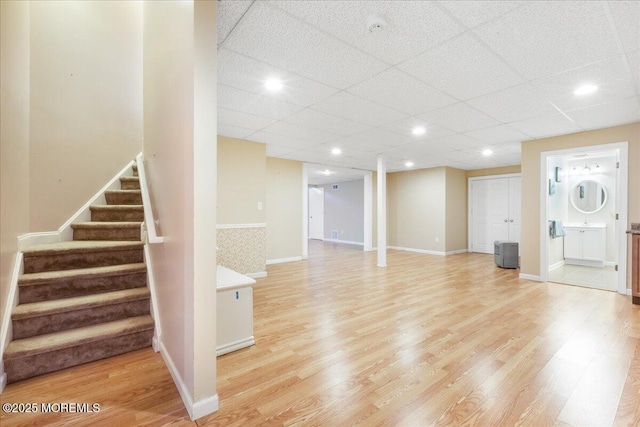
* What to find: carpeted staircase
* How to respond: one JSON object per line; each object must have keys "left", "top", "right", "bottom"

{"left": 3, "top": 164, "right": 154, "bottom": 384}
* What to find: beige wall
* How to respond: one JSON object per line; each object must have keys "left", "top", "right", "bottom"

{"left": 1, "top": 0, "right": 30, "bottom": 348}
{"left": 467, "top": 165, "right": 521, "bottom": 178}
{"left": 266, "top": 157, "right": 302, "bottom": 261}
{"left": 521, "top": 122, "right": 640, "bottom": 288}
{"left": 445, "top": 167, "right": 468, "bottom": 252}
{"left": 217, "top": 137, "right": 266, "bottom": 225}
{"left": 143, "top": 0, "right": 217, "bottom": 416}
{"left": 29, "top": 1, "right": 143, "bottom": 231}
{"left": 388, "top": 167, "right": 447, "bottom": 252}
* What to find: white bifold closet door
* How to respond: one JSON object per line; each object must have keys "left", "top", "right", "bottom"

{"left": 471, "top": 176, "right": 521, "bottom": 255}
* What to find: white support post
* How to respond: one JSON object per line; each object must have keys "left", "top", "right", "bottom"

{"left": 302, "top": 163, "right": 309, "bottom": 260}
{"left": 377, "top": 155, "right": 387, "bottom": 267}
{"left": 364, "top": 171, "right": 373, "bottom": 251}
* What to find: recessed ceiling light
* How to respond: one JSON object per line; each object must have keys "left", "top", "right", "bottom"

{"left": 405, "top": 161, "right": 414, "bottom": 168}
{"left": 412, "top": 127, "right": 426, "bottom": 136}
{"left": 265, "top": 78, "right": 283, "bottom": 91}
{"left": 482, "top": 149, "right": 493, "bottom": 157}
{"left": 323, "top": 169, "right": 332, "bottom": 175}
{"left": 574, "top": 84, "right": 598, "bottom": 96}
{"left": 331, "top": 147, "right": 342, "bottom": 155}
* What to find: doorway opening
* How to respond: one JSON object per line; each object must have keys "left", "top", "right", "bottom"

{"left": 540, "top": 142, "right": 628, "bottom": 294}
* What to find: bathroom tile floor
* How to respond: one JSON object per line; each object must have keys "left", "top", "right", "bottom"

{"left": 548, "top": 264, "right": 618, "bottom": 291}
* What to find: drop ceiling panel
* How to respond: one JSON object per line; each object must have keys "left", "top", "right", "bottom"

{"left": 508, "top": 113, "right": 582, "bottom": 139}
{"left": 628, "top": 51, "right": 640, "bottom": 92}
{"left": 467, "top": 83, "right": 558, "bottom": 123}
{"left": 249, "top": 131, "right": 320, "bottom": 150}
{"left": 272, "top": 0, "right": 465, "bottom": 65}
{"left": 399, "top": 140, "right": 458, "bottom": 156}
{"left": 438, "top": 1, "right": 525, "bottom": 29}
{"left": 218, "top": 107, "right": 275, "bottom": 131}
{"left": 285, "top": 109, "right": 372, "bottom": 136}
{"left": 566, "top": 97, "right": 640, "bottom": 130}
{"left": 532, "top": 56, "right": 636, "bottom": 111}
{"left": 347, "top": 68, "right": 456, "bottom": 115}
{"left": 311, "top": 92, "right": 408, "bottom": 127}
{"left": 217, "top": 49, "right": 340, "bottom": 107}
{"left": 217, "top": 123, "right": 256, "bottom": 140}
{"left": 607, "top": 1, "right": 640, "bottom": 53}
{"left": 474, "top": 1, "right": 621, "bottom": 80}
{"left": 217, "top": 1, "right": 253, "bottom": 47}
{"left": 398, "top": 33, "right": 525, "bottom": 100}
{"left": 266, "top": 145, "right": 299, "bottom": 158}
{"left": 418, "top": 102, "right": 501, "bottom": 133}
{"left": 218, "top": 84, "right": 304, "bottom": 120}
{"left": 464, "top": 124, "right": 530, "bottom": 145}
{"left": 380, "top": 117, "right": 455, "bottom": 139}
{"left": 350, "top": 127, "right": 411, "bottom": 147}
{"left": 224, "top": 2, "right": 388, "bottom": 88}
{"left": 331, "top": 136, "right": 392, "bottom": 154}
{"left": 440, "top": 150, "right": 483, "bottom": 164}
{"left": 259, "top": 122, "right": 341, "bottom": 145}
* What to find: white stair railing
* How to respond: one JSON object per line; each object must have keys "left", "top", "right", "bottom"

{"left": 136, "top": 153, "right": 164, "bottom": 244}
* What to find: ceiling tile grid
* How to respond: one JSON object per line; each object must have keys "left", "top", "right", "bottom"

{"left": 217, "top": 1, "right": 640, "bottom": 173}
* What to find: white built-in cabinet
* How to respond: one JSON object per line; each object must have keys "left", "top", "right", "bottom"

{"left": 469, "top": 175, "right": 521, "bottom": 255}
{"left": 563, "top": 224, "right": 606, "bottom": 267}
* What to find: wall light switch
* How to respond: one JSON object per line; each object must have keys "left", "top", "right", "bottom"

{"left": 257, "top": 202, "right": 263, "bottom": 210}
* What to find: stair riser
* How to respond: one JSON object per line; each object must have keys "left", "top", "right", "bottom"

{"left": 91, "top": 209, "right": 144, "bottom": 222}
{"left": 13, "top": 299, "right": 150, "bottom": 340}
{"left": 5, "top": 329, "right": 153, "bottom": 383}
{"left": 120, "top": 180, "right": 140, "bottom": 190}
{"left": 105, "top": 192, "right": 142, "bottom": 205}
{"left": 24, "top": 249, "right": 143, "bottom": 274}
{"left": 19, "top": 272, "right": 147, "bottom": 304}
{"left": 73, "top": 227, "right": 141, "bottom": 241}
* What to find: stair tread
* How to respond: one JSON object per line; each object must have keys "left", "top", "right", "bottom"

{"left": 13, "top": 287, "right": 150, "bottom": 319}
{"left": 90, "top": 205, "right": 143, "bottom": 210}
{"left": 23, "top": 240, "right": 143, "bottom": 255}
{"left": 119, "top": 176, "right": 139, "bottom": 181}
{"left": 19, "top": 263, "right": 146, "bottom": 285}
{"left": 71, "top": 222, "right": 142, "bottom": 228}
{"left": 4, "top": 315, "right": 154, "bottom": 359}
{"left": 106, "top": 190, "right": 141, "bottom": 193}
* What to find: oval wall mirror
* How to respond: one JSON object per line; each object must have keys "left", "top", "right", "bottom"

{"left": 570, "top": 180, "right": 607, "bottom": 214}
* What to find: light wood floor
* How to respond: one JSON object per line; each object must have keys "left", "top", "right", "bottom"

{"left": 2, "top": 241, "right": 639, "bottom": 426}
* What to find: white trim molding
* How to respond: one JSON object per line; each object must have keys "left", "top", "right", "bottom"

{"left": 246, "top": 271, "right": 267, "bottom": 279}
{"left": 388, "top": 246, "right": 467, "bottom": 256}
{"left": 216, "top": 337, "right": 255, "bottom": 356}
{"left": 159, "top": 341, "right": 219, "bottom": 420}
{"left": 0, "top": 253, "right": 22, "bottom": 394}
{"left": 519, "top": 273, "right": 542, "bottom": 282}
{"left": 136, "top": 153, "right": 164, "bottom": 244}
{"left": 627, "top": 289, "right": 632, "bottom": 296}
{"left": 17, "top": 161, "right": 136, "bottom": 252}
{"left": 143, "top": 245, "right": 162, "bottom": 353}
{"left": 549, "top": 260, "right": 565, "bottom": 271}
{"left": 324, "top": 239, "right": 364, "bottom": 246}
{"left": 266, "top": 256, "right": 303, "bottom": 265}
{"left": 216, "top": 223, "right": 266, "bottom": 229}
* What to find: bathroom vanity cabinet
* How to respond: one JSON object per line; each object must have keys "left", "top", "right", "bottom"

{"left": 563, "top": 224, "right": 606, "bottom": 267}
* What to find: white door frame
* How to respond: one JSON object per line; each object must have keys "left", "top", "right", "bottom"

{"left": 302, "top": 163, "right": 309, "bottom": 259}
{"left": 468, "top": 173, "right": 522, "bottom": 254}
{"left": 539, "top": 141, "right": 628, "bottom": 295}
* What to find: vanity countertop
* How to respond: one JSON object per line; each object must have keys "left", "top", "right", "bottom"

{"left": 217, "top": 265, "right": 256, "bottom": 291}
{"left": 564, "top": 223, "right": 607, "bottom": 229}
{"left": 627, "top": 223, "right": 640, "bottom": 235}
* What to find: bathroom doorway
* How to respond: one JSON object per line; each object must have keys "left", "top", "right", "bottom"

{"left": 541, "top": 143, "right": 628, "bottom": 293}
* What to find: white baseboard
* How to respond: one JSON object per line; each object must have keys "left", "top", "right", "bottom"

{"left": 17, "top": 160, "right": 135, "bottom": 252}
{"left": 266, "top": 256, "right": 302, "bottom": 265}
{"left": 323, "top": 238, "right": 364, "bottom": 246}
{"left": 549, "top": 260, "right": 565, "bottom": 271}
{"left": 446, "top": 249, "right": 468, "bottom": 255}
{"left": 246, "top": 271, "right": 267, "bottom": 279}
{"left": 519, "top": 273, "right": 542, "bottom": 282}
{"left": 627, "top": 289, "right": 632, "bottom": 296}
{"left": 143, "top": 245, "right": 161, "bottom": 353}
{"left": 216, "top": 336, "right": 255, "bottom": 356}
{"left": 159, "top": 341, "right": 219, "bottom": 420}
{"left": 388, "top": 246, "right": 447, "bottom": 256}
{"left": 0, "top": 253, "right": 22, "bottom": 394}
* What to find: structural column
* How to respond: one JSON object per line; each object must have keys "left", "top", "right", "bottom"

{"left": 302, "top": 162, "right": 309, "bottom": 259}
{"left": 377, "top": 155, "right": 386, "bottom": 267}
{"left": 364, "top": 171, "right": 373, "bottom": 251}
